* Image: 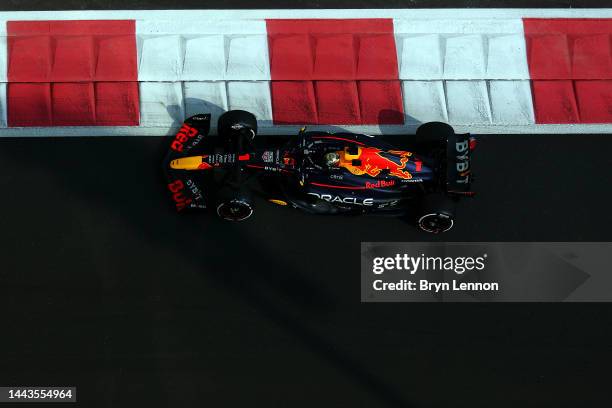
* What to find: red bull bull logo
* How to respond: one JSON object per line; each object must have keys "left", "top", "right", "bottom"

{"left": 338, "top": 146, "right": 413, "bottom": 180}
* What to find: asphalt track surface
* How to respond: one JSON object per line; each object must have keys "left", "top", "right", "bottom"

{"left": 2, "top": 134, "right": 612, "bottom": 407}
{"left": 1, "top": 2, "right": 612, "bottom": 408}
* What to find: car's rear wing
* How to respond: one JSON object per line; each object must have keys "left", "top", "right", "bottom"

{"left": 445, "top": 133, "right": 476, "bottom": 194}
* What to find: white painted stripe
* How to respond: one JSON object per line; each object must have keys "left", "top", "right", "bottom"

{"left": 184, "top": 81, "right": 228, "bottom": 126}
{"left": 397, "top": 35, "right": 444, "bottom": 80}
{"left": 182, "top": 36, "right": 226, "bottom": 80}
{"left": 446, "top": 81, "right": 493, "bottom": 125}
{"left": 2, "top": 124, "right": 612, "bottom": 137}
{"left": 135, "top": 20, "right": 271, "bottom": 82}
{"left": 489, "top": 80, "right": 535, "bottom": 125}
{"left": 393, "top": 18, "right": 526, "bottom": 35}
{"left": 226, "top": 81, "right": 273, "bottom": 122}
{"left": 393, "top": 17, "right": 535, "bottom": 127}
{"left": 139, "top": 35, "right": 184, "bottom": 81}
{"left": 136, "top": 19, "right": 270, "bottom": 35}
{"left": 402, "top": 79, "right": 536, "bottom": 126}
{"left": 402, "top": 81, "right": 448, "bottom": 124}
{"left": 0, "top": 21, "right": 6, "bottom": 128}
{"left": 486, "top": 34, "right": 530, "bottom": 80}
{"left": 139, "top": 82, "right": 185, "bottom": 127}
{"left": 0, "top": 83, "right": 6, "bottom": 127}
{"left": 396, "top": 20, "right": 531, "bottom": 80}
{"left": 139, "top": 79, "right": 273, "bottom": 127}
{"left": 224, "top": 35, "right": 270, "bottom": 81}
{"left": 134, "top": 18, "right": 272, "bottom": 131}
{"left": 443, "top": 35, "right": 487, "bottom": 80}
{"left": 0, "top": 21, "right": 6, "bottom": 83}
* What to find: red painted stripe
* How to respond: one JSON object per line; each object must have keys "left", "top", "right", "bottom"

{"left": 7, "top": 20, "right": 135, "bottom": 36}
{"left": 523, "top": 18, "right": 612, "bottom": 124}
{"left": 7, "top": 83, "right": 52, "bottom": 127}
{"left": 271, "top": 81, "right": 318, "bottom": 125}
{"left": 358, "top": 81, "right": 404, "bottom": 125}
{"left": 95, "top": 82, "right": 140, "bottom": 126}
{"left": 266, "top": 19, "right": 403, "bottom": 126}
{"left": 7, "top": 20, "right": 137, "bottom": 82}
{"left": 7, "top": 20, "right": 139, "bottom": 127}
{"left": 315, "top": 81, "right": 362, "bottom": 124}
{"left": 574, "top": 81, "right": 612, "bottom": 123}
{"left": 52, "top": 83, "right": 96, "bottom": 126}
{"left": 531, "top": 81, "right": 580, "bottom": 124}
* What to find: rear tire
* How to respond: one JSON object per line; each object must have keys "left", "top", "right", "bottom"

{"left": 416, "top": 122, "right": 454, "bottom": 144}
{"left": 417, "top": 194, "right": 456, "bottom": 234}
{"left": 218, "top": 110, "right": 257, "bottom": 143}
{"left": 216, "top": 187, "right": 254, "bottom": 222}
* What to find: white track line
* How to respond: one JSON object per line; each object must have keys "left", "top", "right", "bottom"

{"left": 2, "top": 124, "right": 612, "bottom": 137}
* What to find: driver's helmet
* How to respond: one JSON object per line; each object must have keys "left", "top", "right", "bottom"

{"left": 324, "top": 152, "right": 340, "bottom": 167}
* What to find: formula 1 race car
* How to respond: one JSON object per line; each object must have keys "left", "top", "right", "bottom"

{"left": 163, "top": 110, "right": 476, "bottom": 233}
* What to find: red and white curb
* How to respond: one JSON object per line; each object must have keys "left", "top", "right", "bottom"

{"left": 0, "top": 9, "right": 610, "bottom": 136}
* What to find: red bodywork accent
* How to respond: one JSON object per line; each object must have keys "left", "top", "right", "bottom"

{"left": 167, "top": 180, "right": 191, "bottom": 211}
{"left": 171, "top": 124, "right": 199, "bottom": 152}
{"left": 415, "top": 160, "right": 422, "bottom": 172}
{"left": 365, "top": 180, "right": 396, "bottom": 189}
{"left": 469, "top": 138, "right": 477, "bottom": 151}
{"left": 341, "top": 147, "right": 413, "bottom": 179}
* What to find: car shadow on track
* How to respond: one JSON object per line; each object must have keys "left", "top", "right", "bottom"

{"left": 0, "top": 134, "right": 419, "bottom": 408}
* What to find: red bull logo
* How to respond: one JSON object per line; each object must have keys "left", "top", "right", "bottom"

{"left": 339, "top": 147, "right": 413, "bottom": 180}
{"left": 365, "top": 179, "right": 396, "bottom": 189}
{"left": 170, "top": 123, "right": 199, "bottom": 152}
{"left": 167, "top": 179, "right": 192, "bottom": 211}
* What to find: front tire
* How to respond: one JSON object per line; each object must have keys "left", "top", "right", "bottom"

{"left": 216, "top": 187, "right": 254, "bottom": 222}
{"left": 417, "top": 194, "right": 456, "bottom": 233}
{"left": 217, "top": 110, "right": 257, "bottom": 143}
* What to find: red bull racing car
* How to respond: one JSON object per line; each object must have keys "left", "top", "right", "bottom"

{"left": 163, "top": 110, "right": 476, "bottom": 233}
